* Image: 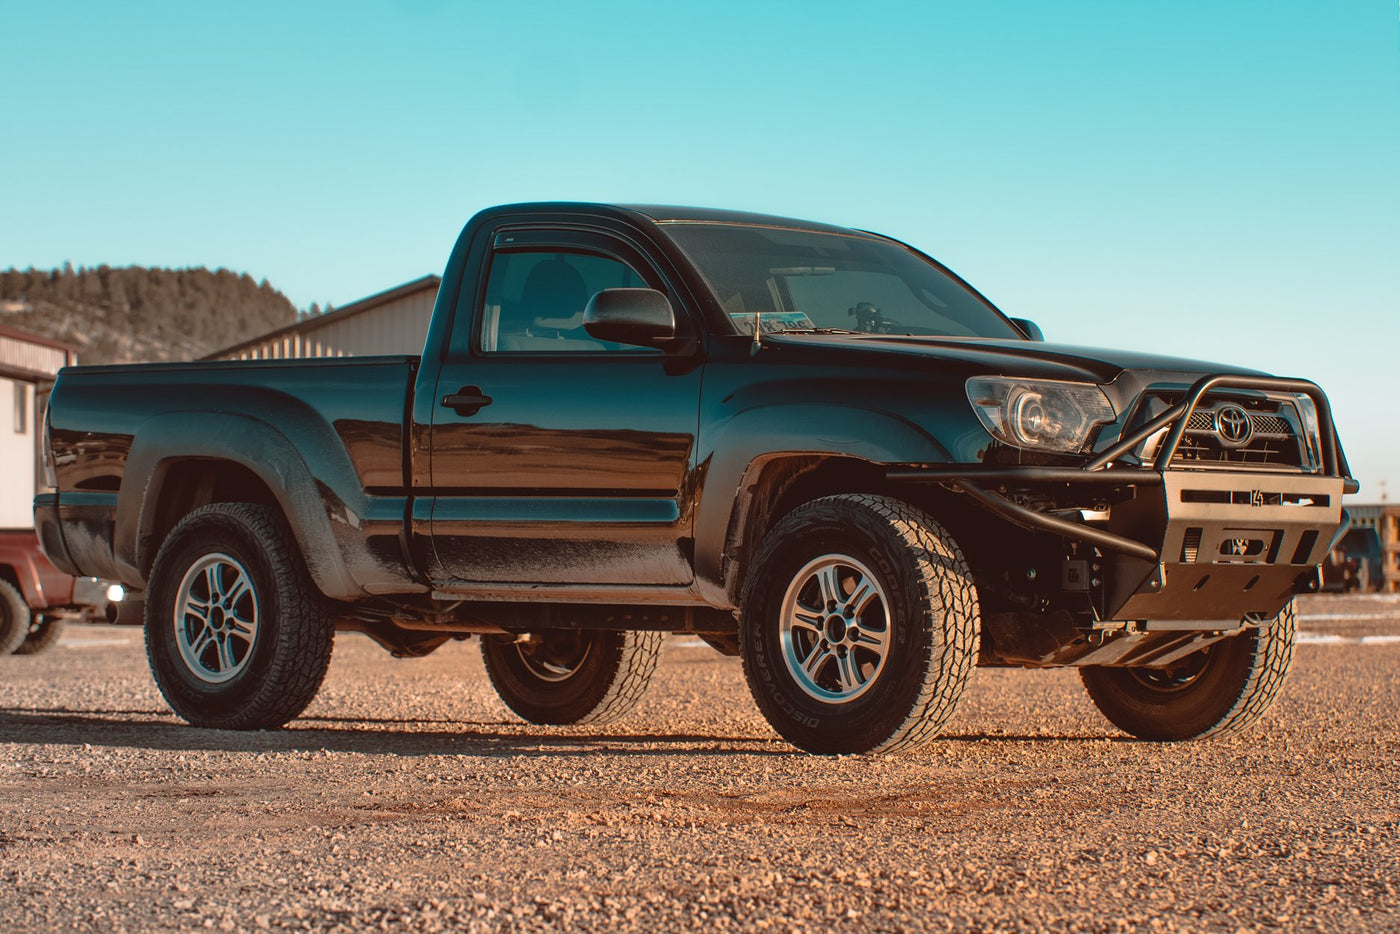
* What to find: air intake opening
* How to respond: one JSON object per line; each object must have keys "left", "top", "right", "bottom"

{"left": 1180, "top": 527, "right": 1203, "bottom": 563}
{"left": 1291, "top": 530, "right": 1320, "bottom": 565}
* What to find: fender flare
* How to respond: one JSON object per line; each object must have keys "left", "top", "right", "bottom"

{"left": 114, "top": 411, "right": 363, "bottom": 600}
{"left": 692, "top": 403, "right": 953, "bottom": 605}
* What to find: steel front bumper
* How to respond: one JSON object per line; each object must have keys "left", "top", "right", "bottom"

{"left": 889, "top": 374, "right": 1355, "bottom": 625}
{"left": 1099, "top": 470, "right": 1345, "bottom": 621}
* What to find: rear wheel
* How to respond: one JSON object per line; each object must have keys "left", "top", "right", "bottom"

{"left": 740, "top": 494, "right": 980, "bottom": 755}
{"left": 145, "top": 503, "right": 334, "bottom": 730}
{"left": 481, "top": 629, "right": 663, "bottom": 725}
{"left": 13, "top": 615, "right": 66, "bottom": 655}
{"left": 1081, "top": 601, "right": 1297, "bottom": 741}
{"left": 0, "top": 580, "right": 31, "bottom": 655}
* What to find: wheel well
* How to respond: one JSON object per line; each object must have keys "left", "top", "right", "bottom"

{"left": 727, "top": 456, "right": 886, "bottom": 601}
{"left": 0, "top": 566, "right": 19, "bottom": 590}
{"left": 140, "top": 459, "right": 282, "bottom": 576}
{"left": 724, "top": 455, "right": 1032, "bottom": 608}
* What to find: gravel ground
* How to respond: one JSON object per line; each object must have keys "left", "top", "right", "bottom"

{"left": 1, "top": 594, "right": 1397, "bottom": 933}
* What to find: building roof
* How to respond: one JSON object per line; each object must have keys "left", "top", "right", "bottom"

{"left": 0, "top": 324, "right": 78, "bottom": 381}
{"left": 202, "top": 274, "right": 440, "bottom": 360}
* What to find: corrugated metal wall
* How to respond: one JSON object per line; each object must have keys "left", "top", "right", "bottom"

{"left": 220, "top": 283, "right": 437, "bottom": 361}
{"left": 0, "top": 332, "right": 71, "bottom": 378}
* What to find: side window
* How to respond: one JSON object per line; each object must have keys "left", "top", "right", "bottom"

{"left": 479, "top": 250, "right": 649, "bottom": 353}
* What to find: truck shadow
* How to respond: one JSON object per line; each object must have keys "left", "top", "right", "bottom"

{"left": 0, "top": 707, "right": 788, "bottom": 758}
{"left": 0, "top": 707, "right": 1132, "bottom": 757}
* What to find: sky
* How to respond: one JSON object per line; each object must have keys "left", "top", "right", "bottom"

{"left": 2, "top": 1, "right": 1397, "bottom": 499}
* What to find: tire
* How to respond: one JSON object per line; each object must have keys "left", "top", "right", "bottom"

{"left": 481, "top": 629, "right": 663, "bottom": 725}
{"left": 0, "top": 580, "right": 32, "bottom": 655}
{"left": 13, "top": 615, "right": 65, "bottom": 655}
{"left": 740, "top": 494, "right": 981, "bottom": 755}
{"left": 1080, "top": 601, "right": 1297, "bottom": 741}
{"left": 144, "top": 503, "right": 335, "bottom": 730}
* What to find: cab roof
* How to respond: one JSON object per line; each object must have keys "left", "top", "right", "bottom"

{"left": 481, "top": 201, "right": 865, "bottom": 236}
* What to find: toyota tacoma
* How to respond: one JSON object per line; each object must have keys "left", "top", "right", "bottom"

{"left": 35, "top": 203, "right": 1355, "bottom": 753}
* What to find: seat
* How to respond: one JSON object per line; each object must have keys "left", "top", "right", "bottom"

{"left": 495, "top": 256, "right": 603, "bottom": 352}
{"left": 521, "top": 258, "right": 588, "bottom": 330}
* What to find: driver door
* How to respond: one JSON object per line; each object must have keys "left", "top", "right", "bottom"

{"left": 425, "top": 228, "right": 702, "bottom": 588}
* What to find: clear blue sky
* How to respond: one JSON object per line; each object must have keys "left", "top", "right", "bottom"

{"left": 2, "top": 1, "right": 1397, "bottom": 499}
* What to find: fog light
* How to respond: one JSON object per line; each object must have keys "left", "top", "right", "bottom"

{"left": 105, "top": 583, "right": 126, "bottom": 603}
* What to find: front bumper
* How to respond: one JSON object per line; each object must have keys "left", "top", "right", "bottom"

{"left": 890, "top": 374, "right": 1354, "bottom": 624}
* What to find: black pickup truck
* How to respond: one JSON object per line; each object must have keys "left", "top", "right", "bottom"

{"left": 36, "top": 202, "right": 1355, "bottom": 754}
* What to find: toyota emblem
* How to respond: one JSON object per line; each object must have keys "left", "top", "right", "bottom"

{"left": 1214, "top": 404, "right": 1253, "bottom": 447}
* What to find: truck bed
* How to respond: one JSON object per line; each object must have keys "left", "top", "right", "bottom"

{"left": 42, "top": 355, "right": 419, "bottom": 596}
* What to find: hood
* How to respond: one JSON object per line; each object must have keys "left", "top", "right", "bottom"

{"left": 764, "top": 333, "right": 1266, "bottom": 385}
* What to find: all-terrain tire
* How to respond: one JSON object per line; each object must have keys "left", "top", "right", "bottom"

{"left": 145, "top": 503, "right": 335, "bottom": 730}
{"left": 482, "top": 629, "right": 663, "bottom": 725}
{"left": 1080, "top": 601, "right": 1297, "bottom": 741}
{"left": 740, "top": 494, "right": 980, "bottom": 755}
{"left": 0, "top": 579, "right": 32, "bottom": 655}
{"left": 13, "top": 615, "right": 65, "bottom": 655}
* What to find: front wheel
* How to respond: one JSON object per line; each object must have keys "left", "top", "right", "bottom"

{"left": 1080, "top": 601, "right": 1297, "bottom": 741}
{"left": 145, "top": 503, "right": 334, "bottom": 730}
{"left": 740, "top": 494, "right": 981, "bottom": 755}
{"left": 481, "top": 629, "right": 663, "bottom": 725}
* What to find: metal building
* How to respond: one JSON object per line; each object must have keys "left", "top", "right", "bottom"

{"left": 0, "top": 326, "right": 77, "bottom": 528}
{"left": 205, "top": 275, "right": 440, "bottom": 361}
{"left": 1347, "top": 504, "right": 1400, "bottom": 593}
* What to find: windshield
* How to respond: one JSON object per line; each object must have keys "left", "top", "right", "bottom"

{"left": 663, "top": 222, "right": 1024, "bottom": 340}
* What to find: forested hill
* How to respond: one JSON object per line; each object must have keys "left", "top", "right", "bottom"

{"left": 0, "top": 264, "right": 299, "bottom": 364}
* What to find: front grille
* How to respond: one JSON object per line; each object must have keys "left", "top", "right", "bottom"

{"left": 1183, "top": 410, "right": 1293, "bottom": 439}
{"left": 1175, "top": 400, "right": 1307, "bottom": 468}
{"left": 1128, "top": 395, "right": 1312, "bottom": 470}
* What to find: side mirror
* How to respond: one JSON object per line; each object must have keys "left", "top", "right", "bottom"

{"left": 1011, "top": 317, "right": 1044, "bottom": 342}
{"left": 583, "top": 288, "right": 678, "bottom": 348}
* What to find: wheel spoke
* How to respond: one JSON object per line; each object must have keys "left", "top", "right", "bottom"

{"left": 816, "top": 566, "right": 843, "bottom": 608}
{"left": 801, "top": 644, "right": 832, "bottom": 679}
{"left": 215, "top": 634, "right": 239, "bottom": 672}
{"left": 790, "top": 608, "right": 824, "bottom": 634}
{"left": 834, "top": 651, "right": 863, "bottom": 693}
{"left": 851, "top": 624, "right": 888, "bottom": 653}
{"left": 222, "top": 574, "right": 252, "bottom": 609}
{"left": 189, "top": 625, "right": 215, "bottom": 660}
{"left": 202, "top": 564, "right": 221, "bottom": 601}
{"left": 845, "top": 574, "right": 878, "bottom": 616}
{"left": 183, "top": 599, "right": 211, "bottom": 624}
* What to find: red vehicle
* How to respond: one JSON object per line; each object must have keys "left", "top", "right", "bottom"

{"left": 0, "top": 529, "right": 112, "bottom": 654}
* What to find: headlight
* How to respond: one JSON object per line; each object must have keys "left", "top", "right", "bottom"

{"left": 1292, "top": 394, "right": 1322, "bottom": 470}
{"left": 966, "top": 377, "right": 1116, "bottom": 453}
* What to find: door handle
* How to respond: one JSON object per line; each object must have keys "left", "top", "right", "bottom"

{"left": 441, "top": 386, "right": 493, "bottom": 416}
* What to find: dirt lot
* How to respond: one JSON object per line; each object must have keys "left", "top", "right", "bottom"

{"left": 1, "top": 594, "right": 1397, "bottom": 933}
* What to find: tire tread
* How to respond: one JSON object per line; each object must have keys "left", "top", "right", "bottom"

{"left": 577, "top": 630, "right": 664, "bottom": 725}
{"left": 0, "top": 579, "right": 31, "bottom": 656}
{"left": 13, "top": 616, "right": 65, "bottom": 656}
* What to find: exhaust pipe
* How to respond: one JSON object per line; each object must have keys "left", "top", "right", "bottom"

{"left": 105, "top": 599, "right": 145, "bottom": 626}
